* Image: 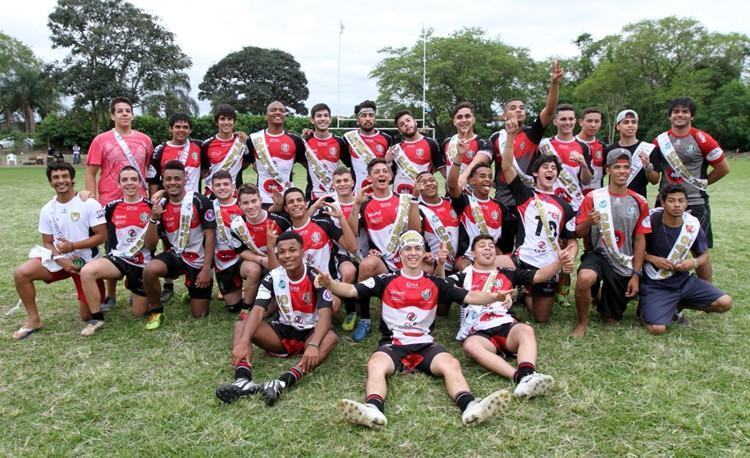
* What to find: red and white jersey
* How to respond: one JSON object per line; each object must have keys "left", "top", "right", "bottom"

{"left": 201, "top": 134, "right": 251, "bottom": 193}
{"left": 148, "top": 141, "right": 205, "bottom": 194}
{"left": 305, "top": 134, "right": 347, "bottom": 199}
{"left": 548, "top": 137, "right": 591, "bottom": 208}
{"left": 39, "top": 194, "right": 106, "bottom": 263}
{"left": 392, "top": 136, "right": 443, "bottom": 194}
{"left": 255, "top": 265, "right": 333, "bottom": 330}
{"left": 441, "top": 135, "right": 492, "bottom": 175}
{"left": 232, "top": 211, "right": 288, "bottom": 255}
{"left": 577, "top": 135, "right": 605, "bottom": 193}
{"left": 105, "top": 198, "right": 152, "bottom": 267}
{"left": 158, "top": 193, "right": 217, "bottom": 268}
{"left": 213, "top": 200, "right": 244, "bottom": 271}
{"left": 328, "top": 198, "right": 361, "bottom": 259}
{"left": 355, "top": 272, "right": 469, "bottom": 345}
{"left": 450, "top": 193, "right": 503, "bottom": 260}
{"left": 246, "top": 130, "right": 306, "bottom": 204}
{"left": 344, "top": 130, "right": 393, "bottom": 192}
{"left": 360, "top": 193, "right": 406, "bottom": 271}
{"left": 279, "top": 216, "right": 343, "bottom": 275}
{"left": 420, "top": 198, "right": 460, "bottom": 271}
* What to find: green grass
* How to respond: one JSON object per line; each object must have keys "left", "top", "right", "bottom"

{"left": 1, "top": 161, "right": 748, "bottom": 456}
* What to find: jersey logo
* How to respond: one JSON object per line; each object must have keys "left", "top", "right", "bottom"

{"left": 303, "top": 292, "right": 312, "bottom": 304}
{"left": 70, "top": 211, "right": 80, "bottom": 222}
{"left": 140, "top": 212, "right": 149, "bottom": 224}
{"left": 205, "top": 209, "right": 216, "bottom": 222}
{"left": 687, "top": 144, "right": 696, "bottom": 154}
{"left": 323, "top": 289, "right": 333, "bottom": 301}
{"left": 376, "top": 144, "right": 384, "bottom": 153}
{"left": 520, "top": 141, "right": 526, "bottom": 151}
{"left": 329, "top": 146, "right": 337, "bottom": 156}
{"left": 421, "top": 289, "right": 432, "bottom": 300}
{"left": 406, "top": 312, "right": 417, "bottom": 321}
{"left": 491, "top": 211, "right": 499, "bottom": 221}
{"left": 281, "top": 143, "right": 290, "bottom": 153}
{"left": 416, "top": 148, "right": 424, "bottom": 157}
{"left": 311, "top": 232, "right": 321, "bottom": 243}
{"left": 192, "top": 151, "right": 199, "bottom": 161}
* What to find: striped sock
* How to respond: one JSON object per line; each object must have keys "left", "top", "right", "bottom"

{"left": 454, "top": 391, "right": 475, "bottom": 412}
{"left": 234, "top": 360, "right": 252, "bottom": 380}
{"left": 514, "top": 362, "right": 536, "bottom": 384}
{"left": 279, "top": 367, "right": 304, "bottom": 390}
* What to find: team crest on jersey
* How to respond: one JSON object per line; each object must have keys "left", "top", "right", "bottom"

{"left": 450, "top": 209, "right": 458, "bottom": 218}
{"left": 329, "top": 146, "right": 337, "bottom": 155}
{"left": 627, "top": 207, "right": 636, "bottom": 217}
{"left": 421, "top": 289, "right": 432, "bottom": 300}
{"left": 205, "top": 209, "right": 216, "bottom": 221}
{"left": 520, "top": 141, "right": 526, "bottom": 151}
{"left": 406, "top": 312, "right": 417, "bottom": 321}
{"left": 376, "top": 145, "right": 384, "bottom": 153}
{"left": 416, "top": 148, "right": 424, "bottom": 157}
{"left": 70, "top": 212, "right": 80, "bottom": 222}
{"left": 192, "top": 151, "right": 199, "bottom": 161}
{"left": 687, "top": 144, "right": 696, "bottom": 154}
{"left": 140, "top": 212, "right": 149, "bottom": 224}
{"left": 281, "top": 143, "right": 290, "bottom": 153}
{"left": 303, "top": 292, "right": 312, "bottom": 304}
{"left": 312, "top": 232, "right": 321, "bottom": 243}
{"left": 491, "top": 211, "right": 499, "bottom": 221}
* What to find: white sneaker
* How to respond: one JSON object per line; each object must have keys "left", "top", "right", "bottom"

{"left": 513, "top": 372, "right": 554, "bottom": 399}
{"left": 80, "top": 319, "right": 105, "bottom": 337}
{"left": 338, "top": 399, "right": 387, "bottom": 430}
{"left": 462, "top": 389, "right": 511, "bottom": 427}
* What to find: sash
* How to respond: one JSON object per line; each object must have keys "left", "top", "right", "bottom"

{"left": 251, "top": 131, "right": 290, "bottom": 189}
{"left": 457, "top": 267, "right": 510, "bottom": 341}
{"left": 533, "top": 193, "right": 561, "bottom": 256}
{"left": 592, "top": 188, "right": 632, "bottom": 270}
{"left": 229, "top": 214, "right": 264, "bottom": 256}
{"left": 270, "top": 267, "right": 295, "bottom": 327}
{"left": 383, "top": 194, "right": 412, "bottom": 255}
{"left": 626, "top": 142, "right": 656, "bottom": 186}
{"left": 657, "top": 133, "right": 707, "bottom": 191}
{"left": 174, "top": 193, "right": 194, "bottom": 254}
{"left": 468, "top": 194, "right": 489, "bottom": 235}
{"left": 205, "top": 135, "right": 245, "bottom": 189}
{"left": 496, "top": 129, "right": 534, "bottom": 187}
{"left": 644, "top": 209, "right": 700, "bottom": 280}
{"left": 112, "top": 130, "right": 147, "bottom": 190}
{"left": 177, "top": 140, "right": 191, "bottom": 164}
{"left": 49, "top": 199, "right": 67, "bottom": 245}
{"left": 420, "top": 204, "right": 456, "bottom": 257}
{"left": 539, "top": 138, "right": 584, "bottom": 208}
{"left": 304, "top": 139, "right": 333, "bottom": 191}
{"left": 446, "top": 134, "right": 459, "bottom": 165}
{"left": 213, "top": 201, "right": 232, "bottom": 245}
{"left": 393, "top": 144, "right": 420, "bottom": 181}
{"left": 344, "top": 130, "right": 376, "bottom": 165}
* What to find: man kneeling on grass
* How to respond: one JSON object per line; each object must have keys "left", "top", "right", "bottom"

{"left": 451, "top": 234, "right": 568, "bottom": 399}
{"left": 317, "top": 230, "right": 512, "bottom": 430}
{"left": 215, "top": 231, "right": 338, "bottom": 406}
{"left": 639, "top": 184, "right": 732, "bottom": 334}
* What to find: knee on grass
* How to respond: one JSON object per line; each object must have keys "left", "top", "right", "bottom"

{"left": 646, "top": 324, "right": 667, "bottom": 335}
{"left": 708, "top": 295, "right": 732, "bottom": 313}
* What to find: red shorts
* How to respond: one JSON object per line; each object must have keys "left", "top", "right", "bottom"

{"left": 41, "top": 264, "right": 104, "bottom": 306}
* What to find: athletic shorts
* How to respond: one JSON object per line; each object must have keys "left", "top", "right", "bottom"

{"left": 215, "top": 261, "right": 243, "bottom": 295}
{"left": 335, "top": 253, "right": 358, "bottom": 279}
{"left": 268, "top": 321, "right": 313, "bottom": 357}
{"left": 375, "top": 342, "right": 448, "bottom": 375}
{"left": 154, "top": 251, "right": 212, "bottom": 300}
{"left": 471, "top": 322, "right": 518, "bottom": 359}
{"left": 105, "top": 255, "right": 145, "bottom": 296}
{"left": 578, "top": 251, "right": 632, "bottom": 321}
{"left": 499, "top": 206, "right": 518, "bottom": 254}
{"left": 513, "top": 255, "right": 557, "bottom": 297}
{"left": 38, "top": 261, "right": 104, "bottom": 306}
{"left": 639, "top": 275, "right": 724, "bottom": 325}
{"left": 688, "top": 203, "right": 713, "bottom": 249}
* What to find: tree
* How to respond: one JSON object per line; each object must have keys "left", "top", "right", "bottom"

{"left": 198, "top": 46, "right": 309, "bottom": 115}
{"left": 141, "top": 72, "right": 199, "bottom": 117}
{"left": 370, "top": 28, "right": 540, "bottom": 138}
{"left": 48, "top": 0, "right": 192, "bottom": 131}
{"left": 0, "top": 65, "right": 59, "bottom": 133}
{"left": 0, "top": 32, "right": 41, "bottom": 129}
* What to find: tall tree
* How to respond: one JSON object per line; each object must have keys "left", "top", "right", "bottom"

{"left": 199, "top": 46, "right": 309, "bottom": 115}
{"left": 48, "top": 0, "right": 192, "bottom": 131}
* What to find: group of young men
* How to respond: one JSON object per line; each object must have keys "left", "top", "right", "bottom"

{"left": 11, "top": 62, "right": 734, "bottom": 429}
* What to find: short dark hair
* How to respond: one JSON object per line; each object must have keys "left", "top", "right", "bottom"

{"left": 530, "top": 154, "right": 562, "bottom": 176}
{"left": 163, "top": 160, "right": 185, "bottom": 173}
{"left": 212, "top": 170, "right": 232, "bottom": 183}
{"left": 555, "top": 103, "right": 576, "bottom": 116}
{"left": 169, "top": 112, "right": 193, "bottom": 128}
{"left": 213, "top": 104, "right": 236, "bottom": 123}
{"left": 333, "top": 166, "right": 353, "bottom": 178}
{"left": 469, "top": 162, "right": 492, "bottom": 178}
{"left": 394, "top": 110, "right": 412, "bottom": 125}
{"left": 580, "top": 107, "right": 602, "bottom": 119}
{"left": 119, "top": 165, "right": 139, "bottom": 179}
{"left": 237, "top": 184, "right": 260, "bottom": 198}
{"left": 46, "top": 161, "right": 75, "bottom": 181}
{"left": 660, "top": 183, "right": 688, "bottom": 202}
{"left": 367, "top": 158, "right": 389, "bottom": 174}
{"left": 668, "top": 97, "right": 697, "bottom": 117}
{"left": 504, "top": 98, "right": 524, "bottom": 110}
{"left": 471, "top": 234, "right": 495, "bottom": 250}
{"left": 276, "top": 231, "right": 303, "bottom": 247}
{"left": 354, "top": 100, "right": 377, "bottom": 116}
{"left": 110, "top": 96, "right": 133, "bottom": 114}
{"left": 283, "top": 187, "right": 305, "bottom": 205}
{"left": 310, "top": 103, "right": 331, "bottom": 118}
{"left": 415, "top": 170, "right": 433, "bottom": 181}
{"left": 452, "top": 102, "right": 474, "bottom": 119}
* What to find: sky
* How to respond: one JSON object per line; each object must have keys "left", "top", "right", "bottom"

{"left": 2, "top": 0, "right": 748, "bottom": 117}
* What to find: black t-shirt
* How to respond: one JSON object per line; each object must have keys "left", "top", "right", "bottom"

{"left": 603, "top": 141, "right": 659, "bottom": 199}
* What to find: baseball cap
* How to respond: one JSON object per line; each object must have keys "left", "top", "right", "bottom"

{"left": 399, "top": 230, "right": 424, "bottom": 250}
{"left": 605, "top": 148, "right": 632, "bottom": 167}
{"left": 615, "top": 109, "right": 638, "bottom": 124}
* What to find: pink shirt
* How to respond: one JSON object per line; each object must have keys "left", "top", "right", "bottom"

{"left": 87, "top": 129, "right": 152, "bottom": 205}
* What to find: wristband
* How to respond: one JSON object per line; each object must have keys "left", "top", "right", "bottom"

{"left": 306, "top": 342, "right": 319, "bottom": 349}
{"left": 633, "top": 270, "right": 642, "bottom": 278}
{"left": 149, "top": 218, "right": 159, "bottom": 224}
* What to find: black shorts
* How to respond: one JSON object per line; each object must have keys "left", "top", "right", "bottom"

{"left": 215, "top": 261, "right": 243, "bottom": 295}
{"left": 687, "top": 203, "right": 712, "bottom": 249}
{"left": 472, "top": 322, "right": 518, "bottom": 360}
{"left": 513, "top": 255, "right": 557, "bottom": 297}
{"left": 498, "top": 205, "right": 518, "bottom": 254}
{"left": 335, "top": 253, "right": 358, "bottom": 278}
{"left": 105, "top": 255, "right": 145, "bottom": 296}
{"left": 578, "top": 251, "right": 632, "bottom": 321}
{"left": 154, "top": 251, "right": 213, "bottom": 300}
{"left": 268, "top": 321, "right": 314, "bottom": 357}
{"left": 375, "top": 342, "right": 448, "bottom": 375}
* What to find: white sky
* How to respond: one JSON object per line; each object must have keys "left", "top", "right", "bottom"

{"left": 2, "top": 0, "right": 748, "bottom": 116}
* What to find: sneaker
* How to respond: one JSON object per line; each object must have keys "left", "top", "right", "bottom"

{"left": 673, "top": 310, "right": 689, "bottom": 325}
{"left": 352, "top": 318, "right": 371, "bottom": 342}
{"left": 80, "top": 319, "right": 105, "bottom": 337}
{"left": 145, "top": 312, "right": 164, "bottom": 330}
{"left": 342, "top": 313, "right": 357, "bottom": 332}
{"left": 261, "top": 379, "right": 284, "bottom": 406}
{"left": 462, "top": 389, "right": 511, "bottom": 427}
{"left": 215, "top": 378, "right": 260, "bottom": 404}
{"left": 338, "top": 399, "right": 387, "bottom": 431}
{"left": 160, "top": 287, "right": 174, "bottom": 305}
{"left": 100, "top": 296, "right": 116, "bottom": 312}
{"left": 513, "top": 372, "right": 554, "bottom": 399}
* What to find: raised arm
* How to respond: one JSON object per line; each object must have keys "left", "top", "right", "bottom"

{"left": 539, "top": 60, "right": 563, "bottom": 127}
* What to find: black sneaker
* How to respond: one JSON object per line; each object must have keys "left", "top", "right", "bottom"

{"left": 215, "top": 378, "right": 260, "bottom": 404}
{"left": 261, "top": 379, "right": 284, "bottom": 406}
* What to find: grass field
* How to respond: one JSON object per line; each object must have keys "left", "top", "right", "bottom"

{"left": 1, "top": 161, "right": 748, "bottom": 456}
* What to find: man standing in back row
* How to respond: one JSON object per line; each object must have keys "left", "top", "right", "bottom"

{"left": 343, "top": 100, "right": 394, "bottom": 193}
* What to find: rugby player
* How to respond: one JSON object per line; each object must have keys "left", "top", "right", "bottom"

{"left": 342, "top": 100, "right": 394, "bottom": 192}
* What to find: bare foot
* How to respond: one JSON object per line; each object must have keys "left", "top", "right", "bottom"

{"left": 570, "top": 323, "right": 587, "bottom": 337}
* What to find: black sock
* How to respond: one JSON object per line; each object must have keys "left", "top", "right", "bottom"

{"left": 91, "top": 311, "right": 104, "bottom": 321}
{"left": 241, "top": 301, "right": 251, "bottom": 311}
{"left": 150, "top": 305, "right": 164, "bottom": 314}
{"left": 344, "top": 297, "right": 356, "bottom": 314}
{"left": 234, "top": 362, "right": 252, "bottom": 381}
{"left": 366, "top": 393, "right": 385, "bottom": 413}
{"left": 225, "top": 301, "right": 243, "bottom": 313}
{"left": 359, "top": 298, "right": 371, "bottom": 320}
{"left": 455, "top": 391, "right": 475, "bottom": 412}
{"left": 279, "top": 367, "right": 304, "bottom": 390}
{"left": 514, "top": 362, "right": 536, "bottom": 383}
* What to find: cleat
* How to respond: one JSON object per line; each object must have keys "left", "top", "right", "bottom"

{"left": 145, "top": 312, "right": 164, "bottom": 330}
{"left": 514, "top": 372, "right": 554, "bottom": 399}
{"left": 261, "top": 379, "right": 284, "bottom": 406}
{"left": 215, "top": 378, "right": 260, "bottom": 404}
{"left": 80, "top": 319, "right": 105, "bottom": 337}
{"left": 342, "top": 313, "right": 357, "bottom": 332}
{"left": 101, "top": 296, "right": 116, "bottom": 312}
{"left": 462, "top": 389, "right": 511, "bottom": 427}
{"left": 338, "top": 399, "right": 387, "bottom": 430}
{"left": 352, "top": 318, "right": 371, "bottom": 342}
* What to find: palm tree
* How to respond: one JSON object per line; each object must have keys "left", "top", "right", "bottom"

{"left": 0, "top": 65, "right": 59, "bottom": 133}
{"left": 141, "top": 72, "right": 199, "bottom": 117}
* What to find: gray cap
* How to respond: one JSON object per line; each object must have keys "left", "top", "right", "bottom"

{"left": 606, "top": 148, "right": 632, "bottom": 167}
{"left": 615, "top": 109, "right": 638, "bottom": 124}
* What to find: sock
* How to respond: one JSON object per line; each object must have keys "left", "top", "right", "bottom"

{"left": 366, "top": 393, "right": 385, "bottom": 413}
{"left": 225, "top": 301, "right": 243, "bottom": 313}
{"left": 455, "top": 391, "right": 475, "bottom": 412}
{"left": 359, "top": 299, "right": 371, "bottom": 320}
{"left": 91, "top": 311, "right": 104, "bottom": 321}
{"left": 241, "top": 301, "right": 251, "bottom": 311}
{"left": 344, "top": 297, "right": 356, "bottom": 314}
{"left": 234, "top": 360, "right": 252, "bottom": 380}
{"left": 150, "top": 305, "right": 164, "bottom": 314}
{"left": 278, "top": 367, "right": 304, "bottom": 390}
{"left": 514, "top": 362, "right": 536, "bottom": 383}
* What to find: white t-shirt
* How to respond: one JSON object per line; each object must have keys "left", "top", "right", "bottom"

{"left": 38, "top": 194, "right": 106, "bottom": 262}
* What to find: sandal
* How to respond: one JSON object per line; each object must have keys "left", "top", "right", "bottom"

{"left": 13, "top": 326, "right": 42, "bottom": 340}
